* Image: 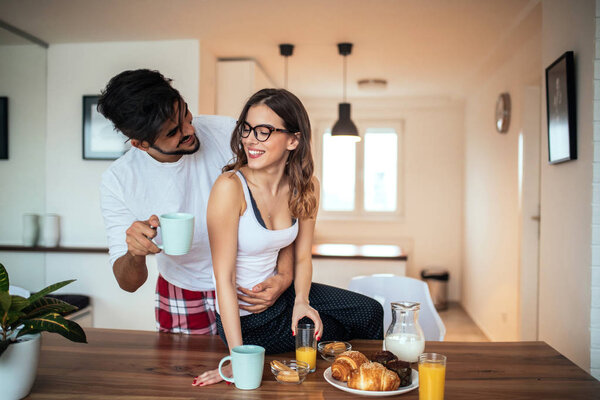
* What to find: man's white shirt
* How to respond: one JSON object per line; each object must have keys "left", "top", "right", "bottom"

{"left": 100, "top": 115, "right": 235, "bottom": 291}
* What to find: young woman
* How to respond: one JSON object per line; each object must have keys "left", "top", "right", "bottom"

{"left": 193, "top": 89, "right": 383, "bottom": 387}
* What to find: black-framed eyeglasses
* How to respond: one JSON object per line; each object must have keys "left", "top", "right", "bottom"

{"left": 240, "top": 122, "right": 295, "bottom": 142}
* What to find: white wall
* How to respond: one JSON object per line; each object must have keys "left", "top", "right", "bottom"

{"left": 199, "top": 43, "right": 217, "bottom": 115}
{"left": 306, "top": 97, "right": 465, "bottom": 301}
{"left": 41, "top": 40, "right": 200, "bottom": 330}
{"left": 539, "top": 0, "right": 594, "bottom": 374}
{"left": 0, "top": 44, "right": 47, "bottom": 243}
{"left": 48, "top": 253, "right": 158, "bottom": 330}
{"left": 46, "top": 40, "right": 199, "bottom": 247}
{"left": 0, "top": 43, "right": 48, "bottom": 289}
{"left": 462, "top": 5, "right": 541, "bottom": 341}
{"left": 592, "top": 1, "right": 600, "bottom": 380}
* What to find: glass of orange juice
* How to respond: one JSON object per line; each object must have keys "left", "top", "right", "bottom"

{"left": 418, "top": 353, "right": 446, "bottom": 400}
{"left": 295, "top": 323, "right": 317, "bottom": 372}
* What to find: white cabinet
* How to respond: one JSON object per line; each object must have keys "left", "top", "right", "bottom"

{"left": 311, "top": 244, "right": 407, "bottom": 289}
{"left": 312, "top": 258, "right": 406, "bottom": 290}
{"left": 216, "top": 60, "right": 275, "bottom": 118}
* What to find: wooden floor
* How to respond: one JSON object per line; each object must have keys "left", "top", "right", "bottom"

{"left": 438, "top": 302, "right": 489, "bottom": 342}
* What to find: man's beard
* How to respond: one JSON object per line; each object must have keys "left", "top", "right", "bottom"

{"left": 151, "top": 134, "right": 201, "bottom": 156}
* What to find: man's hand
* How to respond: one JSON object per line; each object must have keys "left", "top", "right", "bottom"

{"left": 125, "top": 215, "right": 161, "bottom": 256}
{"left": 237, "top": 273, "right": 292, "bottom": 313}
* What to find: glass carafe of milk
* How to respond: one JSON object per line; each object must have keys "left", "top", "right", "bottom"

{"left": 384, "top": 301, "right": 425, "bottom": 362}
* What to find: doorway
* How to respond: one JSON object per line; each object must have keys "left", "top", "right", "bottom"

{"left": 518, "top": 85, "right": 541, "bottom": 341}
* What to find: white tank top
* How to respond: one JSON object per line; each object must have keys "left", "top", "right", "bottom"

{"left": 214, "top": 171, "right": 298, "bottom": 316}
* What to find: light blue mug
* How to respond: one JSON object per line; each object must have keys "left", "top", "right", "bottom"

{"left": 218, "top": 345, "right": 265, "bottom": 390}
{"left": 157, "top": 213, "right": 194, "bottom": 256}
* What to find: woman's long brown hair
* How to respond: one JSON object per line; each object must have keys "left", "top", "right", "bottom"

{"left": 223, "top": 88, "right": 317, "bottom": 219}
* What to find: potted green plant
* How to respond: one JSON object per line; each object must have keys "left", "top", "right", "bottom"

{"left": 0, "top": 262, "right": 87, "bottom": 399}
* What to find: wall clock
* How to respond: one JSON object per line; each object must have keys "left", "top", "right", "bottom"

{"left": 495, "top": 93, "right": 511, "bottom": 133}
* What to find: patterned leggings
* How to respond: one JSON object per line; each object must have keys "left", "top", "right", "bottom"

{"left": 216, "top": 282, "right": 383, "bottom": 354}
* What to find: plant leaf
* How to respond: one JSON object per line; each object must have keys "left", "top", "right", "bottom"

{"left": 9, "top": 295, "right": 29, "bottom": 312}
{"left": 22, "top": 297, "right": 77, "bottom": 319}
{"left": 27, "top": 279, "right": 76, "bottom": 305}
{"left": 17, "top": 313, "right": 87, "bottom": 343}
{"left": 0, "top": 291, "right": 10, "bottom": 315}
{"left": 0, "top": 340, "right": 9, "bottom": 358}
{"left": 0, "top": 263, "right": 8, "bottom": 293}
{"left": 6, "top": 310, "right": 25, "bottom": 328}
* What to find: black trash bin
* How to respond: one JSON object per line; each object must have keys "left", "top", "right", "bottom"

{"left": 420, "top": 269, "right": 449, "bottom": 311}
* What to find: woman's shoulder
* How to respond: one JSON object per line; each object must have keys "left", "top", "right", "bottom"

{"left": 214, "top": 170, "right": 243, "bottom": 191}
{"left": 210, "top": 171, "right": 246, "bottom": 213}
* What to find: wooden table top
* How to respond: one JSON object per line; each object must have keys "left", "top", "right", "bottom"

{"left": 28, "top": 328, "right": 599, "bottom": 399}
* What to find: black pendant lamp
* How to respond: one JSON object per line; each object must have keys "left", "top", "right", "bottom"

{"left": 331, "top": 42, "right": 360, "bottom": 141}
{"left": 279, "top": 43, "right": 294, "bottom": 89}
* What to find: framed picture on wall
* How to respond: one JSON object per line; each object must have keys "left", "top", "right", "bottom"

{"left": 0, "top": 97, "right": 7, "bottom": 159}
{"left": 82, "top": 95, "right": 130, "bottom": 160}
{"left": 545, "top": 51, "right": 576, "bottom": 164}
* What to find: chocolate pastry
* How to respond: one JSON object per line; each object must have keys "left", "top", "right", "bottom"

{"left": 385, "top": 360, "right": 412, "bottom": 387}
{"left": 370, "top": 350, "right": 397, "bottom": 366}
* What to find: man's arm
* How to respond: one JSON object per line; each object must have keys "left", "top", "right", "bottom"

{"left": 100, "top": 172, "right": 161, "bottom": 293}
{"left": 112, "top": 216, "right": 161, "bottom": 292}
{"left": 113, "top": 252, "right": 148, "bottom": 292}
{"left": 237, "top": 242, "right": 294, "bottom": 313}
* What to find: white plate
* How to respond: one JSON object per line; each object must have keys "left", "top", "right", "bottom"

{"left": 323, "top": 367, "right": 419, "bottom": 397}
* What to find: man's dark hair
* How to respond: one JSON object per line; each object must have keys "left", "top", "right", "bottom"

{"left": 97, "top": 69, "right": 184, "bottom": 144}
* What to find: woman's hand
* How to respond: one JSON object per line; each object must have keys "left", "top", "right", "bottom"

{"left": 192, "top": 363, "right": 232, "bottom": 387}
{"left": 291, "top": 300, "right": 323, "bottom": 339}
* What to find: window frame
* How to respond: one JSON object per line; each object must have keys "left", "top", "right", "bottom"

{"left": 314, "top": 118, "right": 405, "bottom": 221}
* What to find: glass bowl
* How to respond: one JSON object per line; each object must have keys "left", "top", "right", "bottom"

{"left": 270, "top": 360, "right": 309, "bottom": 384}
{"left": 317, "top": 341, "right": 352, "bottom": 361}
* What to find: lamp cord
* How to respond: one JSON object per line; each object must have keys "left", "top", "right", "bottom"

{"left": 343, "top": 55, "right": 347, "bottom": 102}
{"left": 284, "top": 56, "right": 288, "bottom": 89}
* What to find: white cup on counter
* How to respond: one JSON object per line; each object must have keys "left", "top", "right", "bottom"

{"left": 40, "top": 214, "right": 60, "bottom": 247}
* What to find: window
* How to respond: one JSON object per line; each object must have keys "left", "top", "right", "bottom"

{"left": 319, "top": 121, "right": 403, "bottom": 218}
{"left": 363, "top": 129, "right": 398, "bottom": 212}
{"left": 322, "top": 131, "right": 356, "bottom": 211}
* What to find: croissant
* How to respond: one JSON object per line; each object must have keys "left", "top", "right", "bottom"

{"left": 331, "top": 350, "right": 369, "bottom": 382}
{"left": 347, "top": 362, "right": 401, "bottom": 391}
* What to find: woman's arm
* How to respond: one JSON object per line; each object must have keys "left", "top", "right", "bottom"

{"left": 290, "top": 177, "right": 323, "bottom": 338}
{"left": 207, "top": 173, "right": 244, "bottom": 350}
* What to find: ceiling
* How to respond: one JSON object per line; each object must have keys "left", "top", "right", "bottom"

{"left": 0, "top": 0, "right": 537, "bottom": 99}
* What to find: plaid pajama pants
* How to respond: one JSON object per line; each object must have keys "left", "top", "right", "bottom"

{"left": 155, "top": 274, "right": 217, "bottom": 334}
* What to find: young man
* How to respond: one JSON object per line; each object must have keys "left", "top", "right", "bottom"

{"left": 98, "top": 69, "right": 293, "bottom": 334}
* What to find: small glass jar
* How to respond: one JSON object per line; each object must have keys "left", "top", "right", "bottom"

{"left": 384, "top": 301, "right": 425, "bottom": 362}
